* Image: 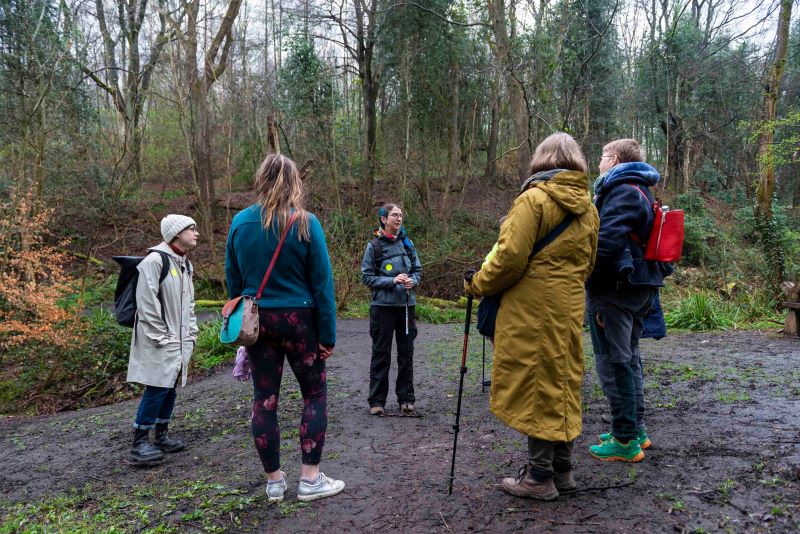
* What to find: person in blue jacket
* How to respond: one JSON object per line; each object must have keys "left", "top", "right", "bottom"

{"left": 586, "top": 139, "right": 671, "bottom": 463}
{"left": 360, "top": 203, "right": 422, "bottom": 416}
{"left": 225, "top": 154, "right": 344, "bottom": 503}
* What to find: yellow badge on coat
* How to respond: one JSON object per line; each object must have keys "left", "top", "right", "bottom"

{"left": 386, "top": 264, "right": 393, "bottom": 272}
{"left": 171, "top": 268, "right": 178, "bottom": 277}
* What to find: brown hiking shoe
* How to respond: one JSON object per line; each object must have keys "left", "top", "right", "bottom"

{"left": 501, "top": 465, "right": 559, "bottom": 501}
{"left": 369, "top": 406, "right": 384, "bottom": 416}
{"left": 554, "top": 470, "right": 576, "bottom": 493}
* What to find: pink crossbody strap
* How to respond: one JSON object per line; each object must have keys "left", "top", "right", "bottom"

{"left": 255, "top": 211, "right": 299, "bottom": 300}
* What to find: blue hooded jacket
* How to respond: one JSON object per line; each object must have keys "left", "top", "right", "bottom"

{"left": 588, "top": 162, "right": 670, "bottom": 291}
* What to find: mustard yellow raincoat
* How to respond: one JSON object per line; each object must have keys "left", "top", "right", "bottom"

{"left": 465, "top": 170, "right": 599, "bottom": 441}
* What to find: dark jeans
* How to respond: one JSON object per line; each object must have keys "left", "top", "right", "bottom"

{"left": 368, "top": 305, "right": 416, "bottom": 407}
{"left": 587, "top": 286, "right": 657, "bottom": 442}
{"left": 134, "top": 385, "right": 177, "bottom": 430}
{"left": 249, "top": 308, "right": 327, "bottom": 473}
{"left": 528, "top": 438, "right": 574, "bottom": 482}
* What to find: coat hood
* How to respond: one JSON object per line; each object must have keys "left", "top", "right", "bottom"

{"left": 597, "top": 162, "right": 660, "bottom": 195}
{"left": 373, "top": 227, "right": 414, "bottom": 248}
{"left": 148, "top": 242, "right": 187, "bottom": 263}
{"left": 526, "top": 169, "right": 592, "bottom": 216}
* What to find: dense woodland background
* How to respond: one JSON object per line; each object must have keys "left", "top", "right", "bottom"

{"left": 2, "top": 0, "right": 800, "bottom": 414}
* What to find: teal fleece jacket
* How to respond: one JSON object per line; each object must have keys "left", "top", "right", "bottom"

{"left": 225, "top": 205, "right": 336, "bottom": 345}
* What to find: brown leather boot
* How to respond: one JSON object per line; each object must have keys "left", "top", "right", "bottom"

{"left": 501, "top": 465, "right": 559, "bottom": 501}
{"left": 554, "top": 470, "right": 577, "bottom": 493}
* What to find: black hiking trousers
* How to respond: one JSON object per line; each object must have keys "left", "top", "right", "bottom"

{"left": 368, "top": 305, "right": 417, "bottom": 407}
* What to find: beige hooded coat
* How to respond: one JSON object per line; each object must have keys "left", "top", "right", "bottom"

{"left": 465, "top": 170, "right": 599, "bottom": 442}
{"left": 127, "top": 243, "right": 197, "bottom": 388}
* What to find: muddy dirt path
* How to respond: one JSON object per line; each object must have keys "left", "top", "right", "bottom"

{"left": 1, "top": 322, "right": 798, "bottom": 532}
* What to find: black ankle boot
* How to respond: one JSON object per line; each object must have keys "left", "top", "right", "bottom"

{"left": 154, "top": 423, "right": 185, "bottom": 453}
{"left": 130, "top": 428, "right": 165, "bottom": 464}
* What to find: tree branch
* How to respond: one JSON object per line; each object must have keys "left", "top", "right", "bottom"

{"left": 379, "top": 1, "right": 488, "bottom": 28}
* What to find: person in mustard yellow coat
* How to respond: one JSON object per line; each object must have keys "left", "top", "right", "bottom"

{"left": 464, "top": 132, "right": 599, "bottom": 500}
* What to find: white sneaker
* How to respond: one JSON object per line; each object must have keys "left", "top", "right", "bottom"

{"left": 266, "top": 471, "right": 287, "bottom": 503}
{"left": 296, "top": 472, "right": 345, "bottom": 502}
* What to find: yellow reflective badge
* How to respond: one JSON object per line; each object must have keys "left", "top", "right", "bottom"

{"left": 171, "top": 268, "right": 179, "bottom": 277}
{"left": 386, "top": 264, "right": 393, "bottom": 272}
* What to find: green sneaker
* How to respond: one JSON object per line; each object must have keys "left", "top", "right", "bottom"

{"left": 589, "top": 437, "right": 645, "bottom": 462}
{"left": 598, "top": 428, "right": 651, "bottom": 450}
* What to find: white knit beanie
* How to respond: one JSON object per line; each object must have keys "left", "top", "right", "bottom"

{"left": 161, "top": 214, "right": 197, "bottom": 243}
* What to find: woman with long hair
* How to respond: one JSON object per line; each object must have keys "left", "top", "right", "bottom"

{"left": 464, "top": 133, "right": 599, "bottom": 500}
{"left": 225, "top": 154, "right": 344, "bottom": 503}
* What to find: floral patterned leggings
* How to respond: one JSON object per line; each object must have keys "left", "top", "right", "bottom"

{"left": 248, "top": 308, "right": 327, "bottom": 473}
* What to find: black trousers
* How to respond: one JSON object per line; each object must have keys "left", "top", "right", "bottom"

{"left": 368, "top": 305, "right": 416, "bottom": 407}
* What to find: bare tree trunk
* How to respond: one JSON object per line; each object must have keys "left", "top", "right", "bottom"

{"left": 172, "top": 0, "right": 242, "bottom": 239}
{"left": 330, "top": 77, "right": 342, "bottom": 215}
{"left": 191, "top": 88, "right": 215, "bottom": 228}
{"left": 485, "top": 69, "right": 500, "bottom": 182}
{"left": 758, "top": 0, "right": 792, "bottom": 219}
{"left": 661, "top": 110, "right": 684, "bottom": 193}
{"left": 441, "top": 61, "right": 460, "bottom": 218}
{"left": 682, "top": 139, "right": 691, "bottom": 192}
{"left": 401, "top": 44, "right": 412, "bottom": 194}
{"left": 85, "top": 0, "right": 169, "bottom": 190}
{"left": 487, "top": 0, "right": 531, "bottom": 181}
{"left": 352, "top": 0, "right": 381, "bottom": 211}
{"left": 582, "top": 97, "right": 590, "bottom": 144}
{"left": 756, "top": 0, "right": 793, "bottom": 291}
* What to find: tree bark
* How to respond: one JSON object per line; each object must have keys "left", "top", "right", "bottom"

{"left": 756, "top": 0, "right": 793, "bottom": 291}
{"left": 757, "top": 0, "right": 793, "bottom": 220}
{"left": 87, "top": 0, "right": 169, "bottom": 189}
{"left": 487, "top": 0, "right": 531, "bottom": 181}
{"left": 485, "top": 69, "right": 500, "bottom": 182}
{"left": 354, "top": 0, "right": 381, "bottom": 211}
{"left": 173, "top": 0, "right": 242, "bottom": 236}
{"left": 441, "top": 60, "right": 460, "bottom": 217}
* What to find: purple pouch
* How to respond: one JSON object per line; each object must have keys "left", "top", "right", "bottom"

{"left": 232, "top": 346, "right": 251, "bottom": 382}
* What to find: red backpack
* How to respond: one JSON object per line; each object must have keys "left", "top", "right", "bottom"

{"left": 629, "top": 185, "right": 684, "bottom": 263}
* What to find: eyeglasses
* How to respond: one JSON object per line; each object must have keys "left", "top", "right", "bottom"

{"left": 388, "top": 213, "right": 403, "bottom": 219}
{"left": 600, "top": 154, "right": 614, "bottom": 160}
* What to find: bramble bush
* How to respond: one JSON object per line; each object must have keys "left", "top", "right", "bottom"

{"left": 0, "top": 192, "right": 82, "bottom": 348}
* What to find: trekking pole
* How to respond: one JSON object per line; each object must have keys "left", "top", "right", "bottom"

{"left": 405, "top": 289, "right": 410, "bottom": 335}
{"left": 481, "top": 336, "right": 486, "bottom": 394}
{"left": 448, "top": 294, "right": 473, "bottom": 495}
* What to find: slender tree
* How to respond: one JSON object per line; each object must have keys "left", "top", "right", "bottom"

{"left": 756, "top": 0, "right": 793, "bottom": 290}
{"left": 487, "top": 0, "right": 530, "bottom": 180}
{"left": 165, "top": 0, "right": 242, "bottom": 235}
{"left": 82, "top": 0, "right": 170, "bottom": 188}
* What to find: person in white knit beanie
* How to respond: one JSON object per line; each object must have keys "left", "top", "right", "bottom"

{"left": 127, "top": 214, "right": 199, "bottom": 464}
{"left": 161, "top": 214, "right": 197, "bottom": 244}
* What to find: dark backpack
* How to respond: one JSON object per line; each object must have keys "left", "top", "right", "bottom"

{"left": 370, "top": 236, "right": 416, "bottom": 275}
{"left": 112, "top": 251, "right": 178, "bottom": 327}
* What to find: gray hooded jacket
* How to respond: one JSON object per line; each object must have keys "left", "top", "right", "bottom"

{"left": 361, "top": 232, "right": 422, "bottom": 307}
